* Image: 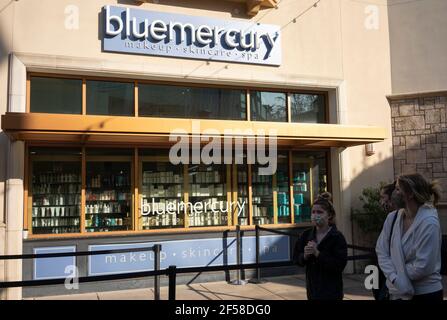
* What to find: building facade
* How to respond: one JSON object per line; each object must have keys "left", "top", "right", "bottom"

{"left": 387, "top": 0, "right": 447, "bottom": 231}
{"left": 0, "top": 0, "right": 396, "bottom": 299}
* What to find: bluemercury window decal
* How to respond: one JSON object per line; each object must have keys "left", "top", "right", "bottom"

{"left": 102, "top": 5, "right": 281, "bottom": 66}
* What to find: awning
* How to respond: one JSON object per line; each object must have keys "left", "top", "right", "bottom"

{"left": 1, "top": 112, "right": 387, "bottom": 148}
{"left": 134, "top": 0, "right": 279, "bottom": 16}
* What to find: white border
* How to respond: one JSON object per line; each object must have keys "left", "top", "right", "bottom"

{"left": 33, "top": 246, "right": 76, "bottom": 280}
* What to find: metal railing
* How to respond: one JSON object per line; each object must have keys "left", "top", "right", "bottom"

{"left": 0, "top": 225, "right": 376, "bottom": 300}
{"left": 0, "top": 244, "right": 162, "bottom": 300}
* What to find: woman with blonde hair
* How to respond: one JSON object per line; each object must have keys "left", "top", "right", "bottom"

{"left": 376, "top": 173, "right": 444, "bottom": 300}
{"left": 294, "top": 192, "right": 348, "bottom": 300}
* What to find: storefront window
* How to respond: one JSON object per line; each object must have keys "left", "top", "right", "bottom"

{"left": 85, "top": 149, "right": 133, "bottom": 232}
{"left": 140, "top": 150, "right": 185, "bottom": 229}
{"left": 188, "top": 164, "right": 229, "bottom": 227}
{"left": 139, "top": 84, "right": 246, "bottom": 120}
{"left": 30, "top": 77, "right": 82, "bottom": 114}
{"left": 250, "top": 91, "right": 287, "bottom": 122}
{"left": 277, "top": 152, "right": 291, "bottom": 224}
{"left": 251, "top": 164, "right": 274, "bottom": 225}
{"left": 235, "top": 165, "right": 249, "bottom": 226}
{"left": 292, "top": 151, "right": 329, "bottom": 223}
{"left": 87, "top": 80, "right": 134, "bottom": 116}
{"left": 291, "top": 93, "right": 326, "bottom": 123}
{"left": 30, "top": 147, "right": 82, "bottom": 234}
{"left": 27, "top": 146, "right": 330, "bottom": 237}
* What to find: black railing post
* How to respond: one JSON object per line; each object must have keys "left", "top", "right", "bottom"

{"left": 153, "top": 244, "right": 161, "bottom": 300}
{"left": 168, "top": 265, "right": 177, "bottom": 301}
{"left": 231, "top": 225, "right": 246, "bottom": 285}
{"left": 249, "top": 224, "right": 265, "bottom": 284}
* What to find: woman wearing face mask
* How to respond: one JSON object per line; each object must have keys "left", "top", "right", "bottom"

{"left": 294, "top": 192, "right": 348, "bottom": 300}
{"left": 380, "top": 181, "right": 398, "bottom": 212}
{"left": 376, "top": 173, "right": 444, "bottom": 300}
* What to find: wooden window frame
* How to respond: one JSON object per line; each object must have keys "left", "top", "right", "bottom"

{"left": 26, "top": 72, "right": 329, "bottom": 125}
{"left": 25, "top": 145, "right": 328, "bottom": 239}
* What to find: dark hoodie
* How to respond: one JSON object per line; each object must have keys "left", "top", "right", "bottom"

{"left": 294, "top": 225, "right": 348, "bottom": 300}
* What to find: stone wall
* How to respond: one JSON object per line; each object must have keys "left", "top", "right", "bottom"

{"left": 390, "top": 94, "right": 447, "bottom": 232}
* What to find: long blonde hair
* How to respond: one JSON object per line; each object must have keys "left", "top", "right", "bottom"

{"left": 397, "top": 173, "right": 442, "bottom": 206}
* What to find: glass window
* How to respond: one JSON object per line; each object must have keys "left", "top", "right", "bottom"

{"left": 85, "top": 149, "right": 133, "bottom": 232}
{"left": 236, "top": 165, "right": 249, "bottom": 226}
{"left": 291, "top": 93, "right": 326, "bottom": 123}
{"left": 251, "top": 164, "right": 274, "bottom": 225}
{"left": 250, "top": 91, "right": 287, "bottom": 122}
{"left": 139, "top": 84, "right": 246, "bottom": 120}
{"left": 292, "top": 151, "right": 329, "bottom": 223}
{"left": 30, "top": 77, "right": 82, "bottom": 114}
{"left": 140, "top": 159, "right": 185, "bottom": 230}
{"left": 276, "top": 152, "right": 291, "bottom": 224}
{"left": 87, "top": 80, "right": 134, "bottom": 116}
{"left": 188, "top": 164, "right": 229, "bottom": 227}
{"left": 30, "top": 147, "right": 82, "bottom": 235}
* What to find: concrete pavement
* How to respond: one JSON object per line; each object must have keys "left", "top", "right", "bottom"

{"left": 27, "top": 274, "right": 378, "bottom": 300}
{"left": 27, "top": 275, "right": 447, "bottom": 300}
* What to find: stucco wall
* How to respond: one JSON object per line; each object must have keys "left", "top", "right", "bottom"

{"left": 388, "top": 0, "right": 447, "bottom": 94}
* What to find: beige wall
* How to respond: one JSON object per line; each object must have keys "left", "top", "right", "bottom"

{"left": 388, "top": 0, "right": 447, "bottom": 94}
{"left": 9, "top": 0, "right": 345, "bottom": 85}
{"left": 0, "top": 0, "right": 395, "bottom": 286}
{"left": 0, "top": 0, "right": 15, "bottom": 300}
{"left": 336, "top": 0, "right": 394, "bottom": 252}
{"left": 340, "top": 0, "right": 394, "bottom": 205}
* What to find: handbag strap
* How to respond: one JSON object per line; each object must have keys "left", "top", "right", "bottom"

{"left": 389, "top": 210, "right": 399, "bottom": 252}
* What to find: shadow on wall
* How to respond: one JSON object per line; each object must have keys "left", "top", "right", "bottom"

{"left": 345, "top": 98, "right": 447, "bottom": 266}
{"left": 332, "top": 146, "right": 396, "bottom": 274}
{"left": 117, "top": 0, "right": 247, "bottom": 18}
{"left": 0, "top": 0, "right": 13, "bottom": 65}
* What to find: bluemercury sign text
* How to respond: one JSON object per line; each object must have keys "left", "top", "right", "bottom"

{"left": 103, "top": 5, "right": 281, "bottom": 66}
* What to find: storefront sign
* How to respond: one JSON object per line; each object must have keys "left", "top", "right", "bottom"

{"left": 32, "top": 236, "right": 289, "bottom": 279}
{"left": 102, "top": 5, "right": 281, "bottom": 66}
{"left": 88, "top": 235, "right": 289, "bottom": 276}
{"left": 33, "top": 246, "right": 76, "bottom": 280}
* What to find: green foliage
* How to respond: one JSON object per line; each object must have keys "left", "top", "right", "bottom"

{"left": 351, "top": 183, "right": 389, "bottom": 235}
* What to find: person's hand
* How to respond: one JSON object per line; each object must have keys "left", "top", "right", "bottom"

{"left": 304, "top": 241, "right": 320, "bottom": 258}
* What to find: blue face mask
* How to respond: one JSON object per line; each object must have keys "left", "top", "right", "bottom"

{"left": 311, "top": 214, "right": 324, "bottom": 226}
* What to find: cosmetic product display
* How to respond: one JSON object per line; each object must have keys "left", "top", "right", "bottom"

{"left": 277, "top": 167, "right": 291, "bottom": 223}
{"left": 85, "top": 162, "right": 131, "bottom": 232}
{"left": 237, "top": 167, "right": 249, "bottom": 226}
{"left": 31, "top": 162, "right": 81, "bottom": 234}
{"left": 188, "top": 164, "right": 228, "bottom": 227}
{"left": 141, "top": 162, "right": 184, "bottom": 229}
{"left": 293, "top": 168, "right": 311, "bottom": 223}
{"left": 251, "top": 166, "right": 274, "bottom": 225}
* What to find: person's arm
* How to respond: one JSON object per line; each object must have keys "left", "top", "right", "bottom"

{"left": 375, "top": 213, "right": 398, "bottom": 284}
{"left": 405, "top": 221, "right": 441, "bottom": 281}
{"left": 294, "top": 231, "right": 308, "bottom": 267}
{"left": 316, "top": 233, "right": 348, "bottom": 273}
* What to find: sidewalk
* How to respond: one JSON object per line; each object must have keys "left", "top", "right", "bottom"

{"left": 27, "top": 274, "right": 380, "bottom": 300}
{"left": 27, "top": 275, "right": 447, "bottom": 300}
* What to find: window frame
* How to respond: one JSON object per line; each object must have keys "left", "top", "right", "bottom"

{"left": 26, "top": 73, "right": 329, "bottom": 124}
{"left": 25, "top": 144, "right": 331, "bottom": 239}
{"left": 28, "top": 75, "right": 83, "bottom": 115}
